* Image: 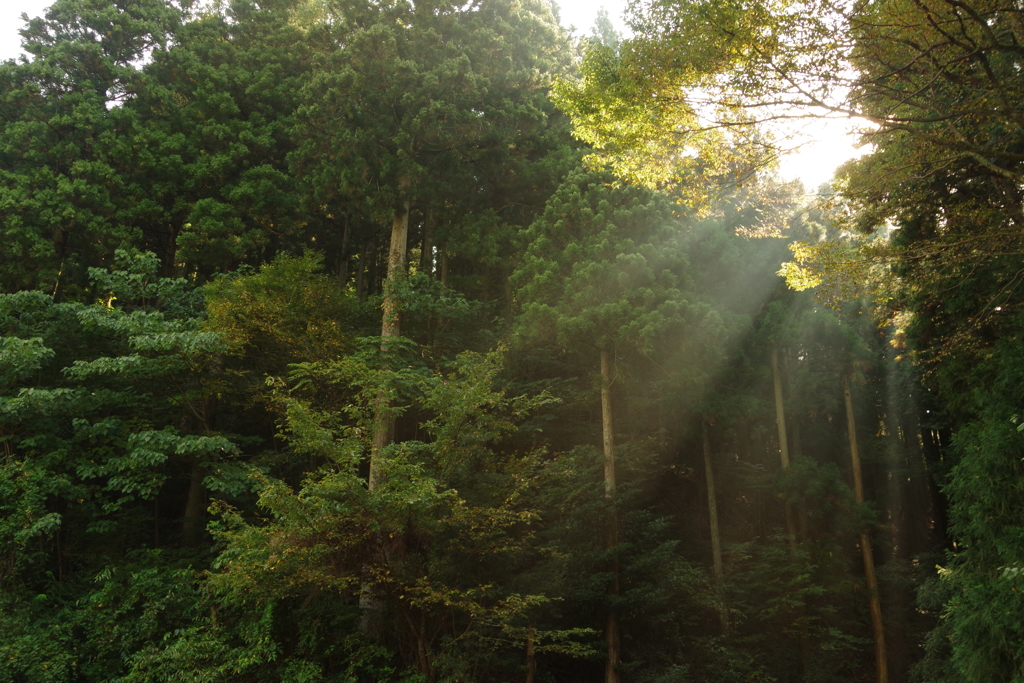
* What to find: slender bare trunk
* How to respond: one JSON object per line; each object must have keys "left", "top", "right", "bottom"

{"left": 773, "top": 345, "right": 809, "bottom": 675}
{"left": 420, "top": 209, "right": 433, "bottom": 276}
{"left": 361, "top": 194, "right": 411, "bottom": 636}
{"left": 369, "top": 197, "right": 410, "bottom": 490}
{"left": 52, "top": 259, "right": 65, "bottom": 299}
{"left": 771, "top": 346, "right": 790, "bottom": 470}
{"left": 601, "top": 349, "right": 617, "bottom": 502}
{"left": 382, "top": 203, "right": 409, "bottom": 340}
{"left": 844, "top": 374, "right": 889, "bottom": 683}
{"left": 703, "top": 417, "right": 728, "bottom": 634}
{"left": 338, "top": 213, "right": 351, "bottom": 290}
{"left": 771, "top": 346, "right": 799, "bottom": 547}
{"left": 356, "top": 243, "right": 369, "bottom": 300}
{"left": 416, "top": 611, "right": 431, "bottom": 679}
{"left": 160, "top": 222, "right": 183, "bottom": 278}
{"left": 600, "top": 348, "right": 620, "bottom": 683}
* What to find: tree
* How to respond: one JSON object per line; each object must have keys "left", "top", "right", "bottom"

{"left": 121, "top": 349, "right": 590, "bottom": 682}
{"left": 765, "top": 1, "right": 1024, "bottom": 669}
{"left": 924, "top": 333, "right": 1024, "bottom": 683}
{"left": 0, "top": 0, "right": 185, "bottom": 291}
{"left": 0, "top": 0, "right": 323, "bottom": 287}
{"left": 844, "top": 372, "right": 889, "bottom": 683}
{"left": 550, "top": 26, "right": 773, "bottom": 203}
{"left": 121, "top": 0, "right": 314, "bottom": 276}
{"left": 291, "top": 0, "right": 573, "bottom": 485}
{"left": 0, "top": 250, "right": 248, "bottom": 680}
{"left": 512, "top": 167, "right": 720, "bottom": 681}
{"left": 557, "top": 0, "right": 1024, "bottom": 211}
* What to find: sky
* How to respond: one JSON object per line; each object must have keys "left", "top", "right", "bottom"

{"left": 0, "top": 0, "right": 864, "bottom": 189}
{"left": 555, "top": 0, "right": 629, "bottom": 37}
{"left": 1, "top": 1, "right": 49, "bottom": 62}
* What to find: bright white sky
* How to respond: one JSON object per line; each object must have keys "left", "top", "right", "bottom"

{"left": 0, "top": 0, "right": 864, "bottom": 190}
{"left": 1, "top": 1, "right": 48, "bottom": 61}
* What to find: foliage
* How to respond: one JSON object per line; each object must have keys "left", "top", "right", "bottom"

{"left": 205, "top": 252, "right": 353, "bottom": 367}
{"left": 173, "top": 349, "right": 591, "bottom": 681}
{"left": 123, "top": 0, "right": 314, "bottom": 275}
{"left": 0, "top": 250, "right": 246, "bottom": 680}
{"left": 0, "top": 0, "right": 185, "bottom": 290}
{"left": 919, "top": 326, "right": 1024, "bottom": 683}
{"left": 0, "top": 0, "right": 977, "bottom": 680}
{"left": 512, "top": 167, "right": 712, "bottom": 357}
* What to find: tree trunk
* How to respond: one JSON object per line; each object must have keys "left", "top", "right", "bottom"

{"left": 369, "top": 197, "right": 410, "bottom": 491}
{"left": 51, "top": 259, "right": 66, "bottom": 299}
{"left": 356, "top": 243, "right": 369, "bottom": 300}
{"left": 601, "top": 349, "right": 617, "bottom": 502}
{"left": 338, "top": 213, "right": 351, "bottom": 290}
{"left": 419, "top": 209, "right": 433, "bottom": 276}
{"left": 844, "top": 374, "right": 889, "bottom": 683}
{"left": 771, "top": 346, "right": 798, "bottom": 547}
{"left": 161, "top": 220, "right": 187, "bottom": 278}
{"left": 600, "top": 348, "right": 621, "bottom": 683}
{"left": 526, "top": 626, "right": 537, "bottom": 683}
{"left": 440, "top": 249, "right": 450, "bottom": 288}
{"left": 362, "top": 195, "right": 411, "bottom": 636}
{"left": 773, "top": 345, "right": 809, "bottom": 673}
{"left": 702, "top": 416, "right": 728, "bottom": 634}
{"left": 771, "top": 346, "right": 790, "bottom": 470}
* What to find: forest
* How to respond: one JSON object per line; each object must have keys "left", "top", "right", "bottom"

{"left": 1, "top": 0, "right": 1023, "bottom": 681}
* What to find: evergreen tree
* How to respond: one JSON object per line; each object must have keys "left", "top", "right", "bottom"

{"left": 512, "top": 167, "right": 721, "bottom": 681}
{"left": 0, "top": 0, "right": 185, "bottom": 291}
{"left": 122, "top": 0, "right": 314, "bottom": 276}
